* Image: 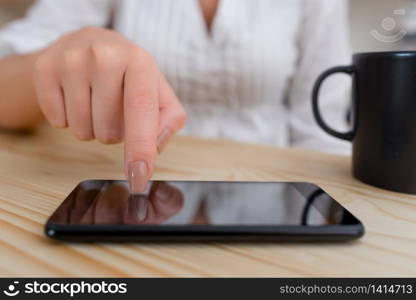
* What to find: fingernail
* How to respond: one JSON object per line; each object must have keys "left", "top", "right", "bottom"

{"left": 129, "top": 194, "right": 148, "bottom": 222}
{"left": 128, "top": 161, "right": 149, "bottom": 193}
{"left": 157, "top": 128, "right": 172, "bottom": 154}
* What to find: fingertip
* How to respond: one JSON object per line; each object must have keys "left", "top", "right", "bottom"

{"left": 128, "top": 160, "right": 150, "bottom": 194}
{"left": 71, "top": 128, "right": 94, "bottom": 141}
{"left": 49, "top": 118, "right": 67, "bottom": 129}
{"left": 95, "top": 133, "right": 123, "bottom": 144}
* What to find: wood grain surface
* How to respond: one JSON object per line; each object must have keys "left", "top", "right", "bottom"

{"left": 1, "top": 125, "right": 416, "bottom": 277}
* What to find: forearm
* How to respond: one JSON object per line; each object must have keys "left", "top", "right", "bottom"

{"left": 0, "top": 52, "right": 44, "bottom": 130}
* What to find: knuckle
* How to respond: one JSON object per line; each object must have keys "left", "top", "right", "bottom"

{"left": 91, "top": 44, "right": 124, "bottom": 71}
{"left": 139, "top": 49, "right": 154, "bottom": 63}
{"left": 62, "top": 50, "right": 87, "bottom": 71}
{"left": 77, "top": 26, "right": 102, "bottom": 37}
{"left": 131, "top": 47, "right": 155, "bottom": 66}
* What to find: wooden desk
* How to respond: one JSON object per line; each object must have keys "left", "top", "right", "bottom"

{"left": 1, "top": 125, "right": 416, "bottom": 277}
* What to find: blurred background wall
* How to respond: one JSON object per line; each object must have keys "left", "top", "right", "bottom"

{"left": 1, "top": 0, "right": 416, "bottom": 52}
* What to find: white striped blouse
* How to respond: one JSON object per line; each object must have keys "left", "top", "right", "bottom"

{"left": 0, "top": 0, "right": 352, "bottom": 153}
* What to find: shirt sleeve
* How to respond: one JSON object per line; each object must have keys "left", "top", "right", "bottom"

{"left": 0, "top": 0, "right": 114, "bottom": 57}
{"left": 287, "top": 0, "right": 352, "bottom": 154}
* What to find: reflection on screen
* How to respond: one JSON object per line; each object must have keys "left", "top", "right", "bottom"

{"left": 48, "top": 181, "right": 350, "bottom": 226}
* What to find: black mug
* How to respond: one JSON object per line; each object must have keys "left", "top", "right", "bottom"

{"left": 312, "top": 51, "right": 416, "bottom": 194}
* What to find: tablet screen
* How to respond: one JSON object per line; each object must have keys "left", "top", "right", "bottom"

{"left": 48, "top": 180, "right": 358, "bottom": 227}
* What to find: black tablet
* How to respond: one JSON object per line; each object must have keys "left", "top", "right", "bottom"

{"left": 45, "top": 180, "right": 364, "bottom": 243}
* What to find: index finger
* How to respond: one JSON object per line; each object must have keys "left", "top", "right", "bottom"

{"left": 124, "top": 52, "right": 159, "bottom": 194}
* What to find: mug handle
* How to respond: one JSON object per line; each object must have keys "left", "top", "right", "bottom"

{"left": 312, "top": 65, "right": 355, "bottom": 141}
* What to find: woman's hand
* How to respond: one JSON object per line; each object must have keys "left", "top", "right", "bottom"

{"left": 33, "top": 27, "right": 186, "bottom": 193}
